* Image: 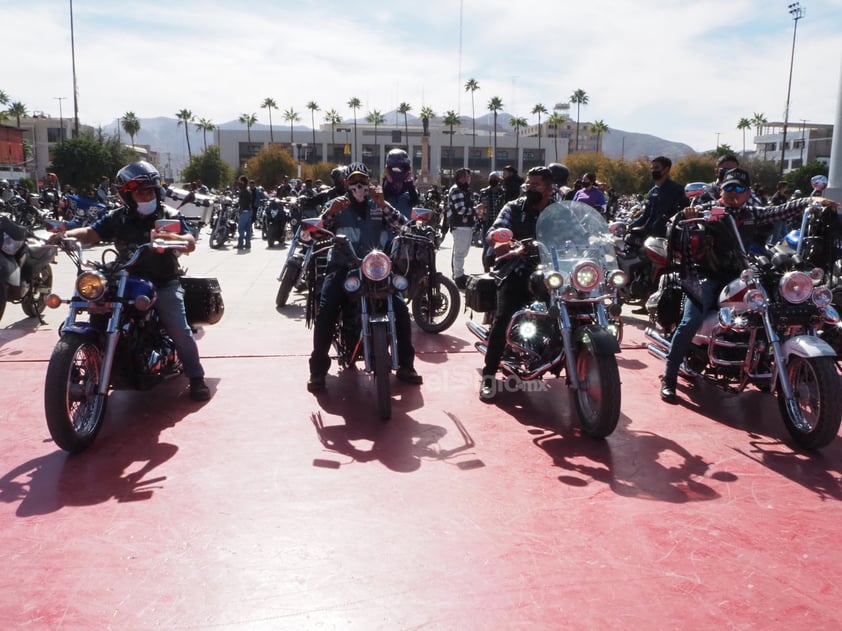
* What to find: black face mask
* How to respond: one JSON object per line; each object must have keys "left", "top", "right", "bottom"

{"left": 651, "top": 171, "right": 663, "bottom": 181}
{"left": 525, "top": 190, "right": 543, "bottom": 205}
{"left": 457, "top": 180, "right": 470, "bottom": 190}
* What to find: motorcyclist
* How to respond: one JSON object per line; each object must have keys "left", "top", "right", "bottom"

{"left": 312, "top": 166, "right": 349, "bottom": 208}
{"left": 477, "top": 171, "right": 506, "bottom": 271}
{"left": 659, "top": 167, "right": 839, "bottom": 403}
{"left": 49, "top": 161, "right": 211, "bottom": 401}
{"left": 307, "top": 162, "right": 423, "bottom": 392}
{"left": 547, "top": 163, "right": 570, "bottom": 202}
{"left": 479, "top": 165, "right": 558, "bottom": 402}
{"left": 630, "top": 156, "right": 689, "bottom": 239}
{"left": 382, "top": 148, "right": 419, "bottom": 218}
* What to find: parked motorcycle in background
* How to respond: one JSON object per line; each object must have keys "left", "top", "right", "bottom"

{"left": 0, "top": 214, "right": 57, "bottom": 322}
{"left": 210, "top": 195, "right": 238, "bottom": 249}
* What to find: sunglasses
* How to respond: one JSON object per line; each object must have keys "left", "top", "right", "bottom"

{"left": 347, "top": 179, "right": 369, "bottom": 187}
{"left": 723, "top": 184, "right": 747, "bottom": 193}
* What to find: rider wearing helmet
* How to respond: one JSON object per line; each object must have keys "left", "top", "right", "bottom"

{"left": 50, "top": 161, "right": 211, "bottom": 400}
{"left": 547, "top": 163, "right": 570, "bottom": 201}
{"left": 312, "top": 166, "right": 349, "bottom": 208}
{"left": 306, "top": 161, "right": 422, "bottom": 392}
{"left": 382, "top": 149, "right": 419, "bottom": 218}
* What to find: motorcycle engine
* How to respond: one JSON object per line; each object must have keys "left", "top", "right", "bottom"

{"left": 507, "top": 306, "right": 563, "bottom": 369}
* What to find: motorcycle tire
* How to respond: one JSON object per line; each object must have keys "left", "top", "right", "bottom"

{"left": 210, "top": 221, "right": 228, "bottom": 249}
{"left": 0, "top": 285, "right": 6, "bottom": 322}
{"left": 411, "top": 273, "right": 461, "bottom": 334}
{"left": 44, "top": 332, "right": 109, "bottom": 453}
{"left": 276, "top": 257, "right": 303, "bottom": 307}
{"left": 573, "top": 345, "right": 621, "bottom": 438}
{"left": 371, "top": 321, "right": 392, "bottom": 421}
{"left": 21, "top": 265, "right": 53, "bottom": 317}
{"left": 777, "top": 356, "right": 842, "bottom": 450}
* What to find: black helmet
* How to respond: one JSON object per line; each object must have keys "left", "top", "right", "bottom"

{"left": 547, "top": 163, "right": 570, "bottom": 187}
{"left": 385, "top": 148, "right": 411, "bottom": 182}
{"left": 115, "top": 161, "right": 162, "bottom": 209}
{"left": 330, "top": 166, "right": 348, "bottom": 183}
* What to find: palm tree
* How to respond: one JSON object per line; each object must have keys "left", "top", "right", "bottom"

{"left": 547, "top": 112, "right": 567, "bottom": 162}
{"left": 509, "top": 116, "right": 527, "bottom": 161}
{"left": 283, "top": 108, "right": 300, "bottom": 146}
{"left": 176, "top": 109, "right": 194, "bottom": 158}
{"left": 751, "top": 112, "right": 768, "bottom": 137}
{"left": 442, "top": 110, "right": 461, "bottom": 179}
{"left": 324, "top": 108, "right": 341, "bottom": 156}
{"left": 195, "top": 118, "right": 215, "bottom": 151}
{"left": 347, "top": 97, "right": 361, "bottom": 161}
{"left": 306, "top": 101, "right": 319, "bottom": 161}
{"left": 487, "top": 96, "right": 503, "bottom": 172}
{"left": 591, "top": 119, "right": 609, "bottom": 153}
{"left": 398, "top": 102, "right": 412, "bottom": 151}
{"left": 239, "top": 112, "right": 257, "bottom": 145}
{"left": 0, "top": 90, "right": 9, "bottom": 107}
{"left": 366, "top": 109, "right": 386, "bottom": 166}
{"left": 569, "top": 89, "right": 589, "bottom": 152}
{"left": 465, "top": 78, "right": 479, "bottom": 149}
{"left": 531, "top": 103, "right": 548, "bottom": 152}
{"left": 8, "top": 101, "right": 27, "bottom": 128}
{"left": 419, "top": 106, "right": 435, "bottom": 136}
{"left": 737, "top": 117, "right": 752, "bottom": 157}
{"left": 121, "top": 111, "right": 140, "bottom": 148}
{"left": 261, "top": 97, "right": 277, "bottom": 143}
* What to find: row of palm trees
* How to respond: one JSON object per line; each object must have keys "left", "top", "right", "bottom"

{"left": 736, "top": 112, "right": 769, "bottom": 156}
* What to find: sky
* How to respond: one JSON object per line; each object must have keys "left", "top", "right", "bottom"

{"left": 4, "top": 0, "right": 842, "bottom": 155}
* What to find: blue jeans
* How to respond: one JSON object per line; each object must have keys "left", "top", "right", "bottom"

{"left": 663, "top": 277, "right": 721, "bottom": 383}
{"left": 155, "top": 280, "right": 205, "bottom": 379}
{"left": 237, "top": 210, "right": 253, "bottom": 248}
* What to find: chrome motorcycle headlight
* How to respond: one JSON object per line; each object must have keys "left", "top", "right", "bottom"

{"left": 718, "top": 307, "right": 734, "bottom": 329}
{"left": 392, "top": 274, "right": 409, "bottom": 291}
{"left": 343, "top": 274, "right": 361, "bottom": 292}
{"left": 812, "top": 286, "right": 833, "bottom": 308}
{"left": 361, "top": 251, "right": 392, "bottom": 281}
{"left": 744, "top": 289, "right": 766, "bottom": 311}
{"left": 608, "top": 269, "right": 627, "bottom": 288}
{"left": 809, "top": 267, "right": 825, "bottom": 282}
{"left": 76, "top": 271, "right": 106, "bottom": 301}
{"left": 299, "top": 230, "right": 313, "bottom": 242}
{"left": 544, "top": 271, "right": 564, "bottom": 290}
{"left": 779, "top": 271, "right": 813, "bottom": 304}
{"left": 824, "top": 305, "right": 840, "bottom": 324}
{"left": 571, "top": 261, "right": 602, "bottom": 292}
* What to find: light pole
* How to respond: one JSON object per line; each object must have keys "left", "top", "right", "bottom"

{"left": 799, "top": 119, "right": 807, "bottom": 163}
{"left": 715, "top": 131, "right": 721, "bottom": 149}
{"left": 69, "top": 0, "right": 80, "bottom": 138}
{"left": 779, "top": 2, "right": 806, "bottom": 176}
{"left": 54, "top": 97, "right": 66, "bottom": 141}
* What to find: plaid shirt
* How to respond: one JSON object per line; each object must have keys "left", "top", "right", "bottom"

{"left": 447, "top": 184, "right": 476, "bottom": 227}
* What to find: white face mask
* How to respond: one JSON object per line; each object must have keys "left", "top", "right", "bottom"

{"left": 348, "top": 182, "right": 368, "bottom": 203}
{"left": 136, "top": 199, "right": 157, "bottom": 215}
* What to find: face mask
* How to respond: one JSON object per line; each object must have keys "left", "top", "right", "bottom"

{"left": 490, "top": 180, "right": 500, "bottom": 187}
{"left": 525, "top": 190, "right": 543, "bottom": 205}
{"left": 136, "top": 199, "right": 157, "bottom": 215}
{"left": 651, "top": 171, "right": 663, "bottom": 181}
{"left": 348, "top": 182, "right": 368, "bottom": 203}
{"left": 457, "top": 180, "right": 470, "bottom": 189}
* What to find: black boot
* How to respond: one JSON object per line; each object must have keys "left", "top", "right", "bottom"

{"left": 659, "top": 376, "right": 677, "bottom": 403}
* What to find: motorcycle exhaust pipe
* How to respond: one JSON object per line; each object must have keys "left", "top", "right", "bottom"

{"left": 474, "top": 342, "right": 488, "bottom": 355}
{"left": 466, "top": 320, "right": 489, "bottom": 342}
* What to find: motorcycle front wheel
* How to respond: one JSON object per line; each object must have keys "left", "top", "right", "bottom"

{"left": 371, "top": 321, "right": 392, "bottom": 420}
{"left": 573, "top": 346, "right": 621, "bottom": 438}
{"left": 411, "top": 273, "right": 461, "bottom": 334}
{"left": 210, "top": 220, "right": 228, "bottom": 249}
{"left": 276, "top": 256, "right": 303, "bottom": 307}
{"left": 777, "top": 356, "right": 842, "bottom": 449}
{"left": 44, "top": 333, "right": 109, "bottom": 453}
{"left": 22, "top": 265, "right": 53, "bottom": 317}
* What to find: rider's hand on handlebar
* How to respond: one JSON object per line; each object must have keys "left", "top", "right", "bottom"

{"left": 327, "top": 197, "right": 350, "bottom": 216}
{"left": 493, "top": 240, "right": 513, "bottom": 256}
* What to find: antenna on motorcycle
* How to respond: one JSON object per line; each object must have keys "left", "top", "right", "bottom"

{"left": 684, "top": 182, "right": 711, "bottom": 199}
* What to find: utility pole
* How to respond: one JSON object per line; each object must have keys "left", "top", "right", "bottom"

{"left": 69, "top": 0, "right": 80, "bottom": 137}
{"left": 54, "top": 97, "right": 66, "bottom": 141}
{"left": 779, "top": 2, "right": 805, "bottom": 176}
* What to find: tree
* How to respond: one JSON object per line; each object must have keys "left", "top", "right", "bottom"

{"left": 121, "top": 111, "right": 140, "bottom": 149}
{"left": 50, "top": 132, "right": 133, "bottom": 192}
{"left": 751, "top": 112, "right": 768, "bottom": 136}
{"left": 442, "top": 110, "right": 461, "bottom": 181}
{"left": 784, "top": 160, "right": 829, "bottom": 195}
{"left": 8, "top": 101, "right": 27, "bottom": 128}
{"left": 182, "top": 146, "right": 234, "bottom": 190}
{"left": 487, "top": 96, "right": 503, "bottom": 171}
{"left": 547, "top": 112, "right": 567, "bottom": 162}
{"left": 261, "top": 97, "right": 277, "bottom": 143}
{"left": 306, "top": 101, "right": 319, "bottom": 161}
{"left": 175, "top": 109, "right": 194, "bottom": 158}
{"left": 509, "top": 115, "right": 528, "bottom": 160}
{"left": 239, "top": 112, "right": 257, "bottom": 145}
{"left": 243, "top": 144, "right": 299, "bottom": 189}
{"left": 419, "top": 106, "right": 435, "bottom": 136}
{"left": 324, "top": 108, "right": 341, "bottom": 151}
{"left": 0, "top": 90, "right": 9, "bottom": 106}
{"left": 347, "top": 97, "right": 361, "bottom": 161}
{"left": 366, "top": 109, "right": 385, "bottom": 168}
{"left": 398, "top": 101, "right": 412, "bottom": 151}
{"left": 569, "top": 89, "right": 589, "bottom": 152}
{"left": 737, "top": 117, "right": 752, "bottom": 158}
{"left": 465, "top": 78, "right": 479, "bottom": 149}
{"left": 283, "top": 108, "right": 300, "bottom": 146}
{"left": 531, "top": 103, "right": 548, "bottom": 152}
{"left": 195, "top": 118, "right": 216, "bottom": 151}
{"left": 591, "top": 119, "right": 609, "bottom": 154}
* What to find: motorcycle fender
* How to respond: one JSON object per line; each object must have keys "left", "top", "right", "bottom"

{"left": 60, "top": 323, "right": 101, "bottom": 339}
{"left": 574, "top": 325, "right": 620, "bottom": 355}
{"left": 781, "top": 335, "right": 837, "bottom": 360}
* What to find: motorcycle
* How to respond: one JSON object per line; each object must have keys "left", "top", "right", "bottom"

{"left": 275, "top": 219, "right": 327, "bottom": 307}
{"left": 210, "top": 196, "right": 238, "bottom": 249}
{"left": 43, "top": 231, "right": 224, "bottom": 453}
{"left": 262, "top": 198, "right": 288, "bottom": 248}
{"left": 610, "top": 221, "right": 668, "bottom": 307}
{"left": 465, "top": 200, "right": 626, "bottom": 438}
{"left": 390, "top": 207, "right": 460, "bottom": 333}
{"left": 303, "top": 219, "right": 408, "bottom": 421}
{"left": 645, "top": 205, "right": 842, "bottom": 449}
{"left": 0, "top": 214, "right": 57, "bottom": 322}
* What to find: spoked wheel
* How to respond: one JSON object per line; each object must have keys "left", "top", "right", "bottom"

{"left": 777, "top": 356, "right": 842, "bottom": 449}
{"left": 371, "top": 321, "right": 392, "bottom": 421}
{"left": 276, "top": 257, "right": 303, "bottom": 307}
{"left": 44, "top": 333, "right": 109, "bottom": 453}
{"left": 21, "top": 265, "right": 53, "bottom": 317}
{"left": 573, "top": 345, "right": 621, "bottom": 438}
{"left": 411, "top": 273, "right": 461, "bottom": 333}
{"left": 210, "top": 221, "right": 228, "bottom": 249}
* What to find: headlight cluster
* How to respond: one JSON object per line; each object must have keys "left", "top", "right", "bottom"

{"left": 361, "top": 251, "right": 392, "bottom": 281}
{"left": 779, "top": 271, "right": 814, "bottom": 304}
{"left": 544, "top": 271, "right": 564, "bottom": 290}
{"left": 571, "top": 261, "right": 602, "bottom": 292}
{"left": 76, "top": 271, "right": 106, "bottom": 301}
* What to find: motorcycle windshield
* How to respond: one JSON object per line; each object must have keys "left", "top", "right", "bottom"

{"left": 535, "top": 201, "right": 617, "bottom": 276}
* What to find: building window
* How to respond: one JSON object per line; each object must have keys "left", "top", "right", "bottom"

{"left": 47, "top": 127, "right": 63, "bottom": 143}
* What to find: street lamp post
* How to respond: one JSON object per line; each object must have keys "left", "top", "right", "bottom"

{"left": 54, "top": 97, "right": 66, "bottom": 141}
{"left": 799, "top": 119, "right": 807, "bottom": 164}
{"left": 779, "top": 2, "right": 806, "bottom": 176}
{"left": 69, "top": 0, "right": 80, "bottom": 138}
